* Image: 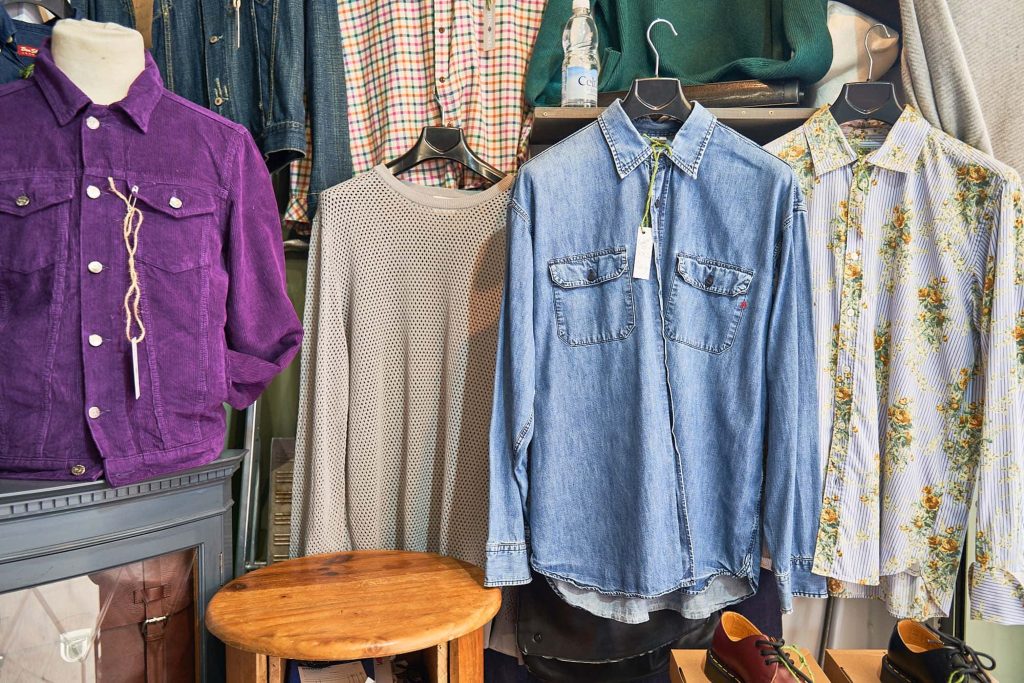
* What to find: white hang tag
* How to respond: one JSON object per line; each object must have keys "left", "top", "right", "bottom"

{"left": 131, "top": 340, "right": 141, "bottom": 400}
{"left": 632, "top": 225, "right": 654, "bottom": 280}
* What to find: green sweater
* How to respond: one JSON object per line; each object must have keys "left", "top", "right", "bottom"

{"left": 525, "top": 0, "right": 833, "bottom": 106}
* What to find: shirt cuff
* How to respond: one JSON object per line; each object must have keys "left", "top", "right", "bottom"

{"left": 776, "top": 558, "right": 827, "bottom": 612}
{"left": 225, "top": 343, "right": 301, "bottom": 409}
{"left": 484, "top": 542, "right": 531, "bottom": 587}
{"left": 969, "top": 563, "right": 1024, "bottom": 624}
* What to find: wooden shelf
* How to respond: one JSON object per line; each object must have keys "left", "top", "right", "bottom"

{"left": 529, "top": 105, "right": 816, "bottom": 152}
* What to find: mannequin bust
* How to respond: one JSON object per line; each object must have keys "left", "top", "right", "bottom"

{"left": 51, "top": 19, "right": 145, "bottom": 105}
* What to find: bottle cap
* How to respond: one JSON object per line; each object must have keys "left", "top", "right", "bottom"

{"left": 572, "top": 0, "right": 589, "bottom": 9}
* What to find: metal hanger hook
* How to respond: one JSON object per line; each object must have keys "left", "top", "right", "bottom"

{"left": 864, "top": 23, "right": 892, "bottom": 82}
{"left": 434, "top": 89, "right": 449, "bottom": 127}
{"left": 646, "top": 18, "right": 678, "bottom": 78}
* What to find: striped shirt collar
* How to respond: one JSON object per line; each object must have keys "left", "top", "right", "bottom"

{"left": 803, "top": 104, "right": 932, "bottom": 177}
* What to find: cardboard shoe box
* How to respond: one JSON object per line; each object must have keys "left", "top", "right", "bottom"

{"left": 823, "top": 649, "right": 884, "bottom": 682}
{"left": 671, "top": 647, "right": 827, "bottom": 683}
{"left": 824, "top": 649, "right": 999, "bottom": 683}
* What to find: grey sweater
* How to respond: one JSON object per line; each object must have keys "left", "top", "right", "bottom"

{"left": 901, "top": 0, "right": 1024, "bottom": 171}
{"left": 290, "top": 166, "right": 514, "bottom": 568}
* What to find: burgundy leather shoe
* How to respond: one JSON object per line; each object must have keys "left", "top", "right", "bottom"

{"left": 704, "top": 611, "right": 814, "bottom": 683}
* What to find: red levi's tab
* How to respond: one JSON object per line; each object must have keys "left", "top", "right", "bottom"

{"left": 16, "top": 45, "right": 39, "bottom": 58}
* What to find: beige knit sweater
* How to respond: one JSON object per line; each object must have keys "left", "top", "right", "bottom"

{"left": 289, "top": 165, "right": 513, "bottom": 568}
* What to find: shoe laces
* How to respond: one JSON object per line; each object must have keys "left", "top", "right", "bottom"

{"left": 755, "top": 638, "right": 815, "bottom": 682}
{"left": 924, "top": 628, "right": 995, "bottom": 683}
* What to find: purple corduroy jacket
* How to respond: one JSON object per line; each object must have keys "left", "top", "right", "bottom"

{"left": 0, "top": 46, "right": 302, "bottom": 485}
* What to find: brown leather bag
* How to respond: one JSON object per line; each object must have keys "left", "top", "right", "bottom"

{"left": 89, "top": 549, "right": 197, "bottom": 683}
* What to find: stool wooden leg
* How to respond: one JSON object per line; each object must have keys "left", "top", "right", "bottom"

{"left": 448, "top": 627, "right": 485, "bottom": 683}
{"left": 225, "top": 645, "right": 271, "bottom": 683}
{"left": 423, "top": 642, "right": 449, "bottom": 683}
{"left": 269, "top": 656, "right": 286, "bottom": 683}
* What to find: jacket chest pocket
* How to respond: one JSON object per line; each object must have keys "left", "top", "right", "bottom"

{"left": 0, "top": 180, "right": 73, "bottom": 273}
{"left": 133, "top": 184, "right": 219, "bottom": 273}
{"left": 666, "top": 254, "right": 753, "bottom": 354}
{"left": 548, "top": 246, "right": 635, "bottom": 347}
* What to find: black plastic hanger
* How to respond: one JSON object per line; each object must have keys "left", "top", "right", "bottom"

{"left": 621, "top": 19, "right": 691, "bottom": 123}
{"left": 2, "top": 0, "right": 73, "bottom": 20}
{"left": 386, "top": 126, "right": 506, "bottom": 184}
{"left": 830, "top": 24, "right": 903, "bottom": 125}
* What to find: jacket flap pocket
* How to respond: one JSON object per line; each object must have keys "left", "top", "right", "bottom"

{"left": 134, "top": 184, "right": 218, "bottom": 218}
{"left": 0, "top": 180, "right": 74, "bottom": 217}
{"left": 549, "top": 247, "right": 627, "bottom": 289}
{"left": 677, "top": 254, "right": 753, "bottom": 296}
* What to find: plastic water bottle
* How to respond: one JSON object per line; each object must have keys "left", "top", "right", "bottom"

{"left": 561, "top": 0, "right": 599, "bottom": 107}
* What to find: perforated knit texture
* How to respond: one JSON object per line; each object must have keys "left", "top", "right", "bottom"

{"left": 290, "top": 166, "right": 512, "bottom": 568}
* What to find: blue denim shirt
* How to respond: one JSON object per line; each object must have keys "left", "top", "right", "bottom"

{"left": 486, "top": 101, "right": 826, "bottom": 615}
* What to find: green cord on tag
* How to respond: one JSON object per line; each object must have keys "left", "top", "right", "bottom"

{"left": 639, "top": 135, "right": 672, "bottom": 230}
{"left": 20, "top": 63, "right": 34, "bottom": 79}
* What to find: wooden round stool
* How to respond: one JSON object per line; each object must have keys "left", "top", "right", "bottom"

{"left": 206, "top": 550, "right": 501, "bottom": 683}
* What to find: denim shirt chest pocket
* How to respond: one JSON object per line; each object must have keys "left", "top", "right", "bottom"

{"left": 548, "top": 246, "right": 635, "bottom": 346}
{"left": 665, "top": 253, "right": 754, "bottom": 354}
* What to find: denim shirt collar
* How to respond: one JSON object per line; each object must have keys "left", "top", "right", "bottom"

{"left": 33, "top": 42, "right": 164, "bottom": 133}
{"left": 598, "top": 99, "right": 717, "bottom": 180}
{"left": 803, "top": 104, "right": 932, "bottom": 177}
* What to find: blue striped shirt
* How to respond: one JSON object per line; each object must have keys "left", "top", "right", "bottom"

{"left": 767, "top": 105, "right": 1024, "bottom": 624}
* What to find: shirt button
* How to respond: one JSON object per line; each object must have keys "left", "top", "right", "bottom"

{"left": 654, "top": 199, "right": 661, "bottom": 209}
{"left": 438, "top": 26, "right": 446, "bottom": 33}
{"left": 168, "top": 196, "right": 183, "bottom": 209}
{"left": 88, "top": 261, "right": 103, "bottom": 274}
{"left": 15, "top": 194, "right": 30, "bottom": 207}
{"left": 438, "top": 76, "right": 447, "bottom": 84}
{"left": 209, "top": 35, "right": 220, "bottom": 43}
{"left": 88, "top": 334, "right": 103, "bottom": 347}
{"left": 587, "top": 269, "right": 597, "bottom": 282}
{"left": 704, "top": 274, "right": 715, "bottom": 287}
{"left": 86, "top": 185, "right": 101, "bottom": 199}
{"left": 86, "top": 116, "right": 100, "bottom": 130}
{"left": 88, "top": 406, "right": 101, "bottom": 419}
{"left": 71, "top": 464, "right": 87, "bottom": 476}
{"left": 214, "top": 96, "right": 224, "bottom": 106}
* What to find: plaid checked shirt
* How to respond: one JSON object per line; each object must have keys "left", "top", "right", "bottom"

{"left": 285, "top": 0, "right": 546, "bottom": 223}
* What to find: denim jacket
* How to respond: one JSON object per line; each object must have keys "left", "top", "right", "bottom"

{"left": 82, "top": 0, "right": 312, "bottom": 174}
{"left": 0, "top": 4, "right": 80, "bottom": 84}
{"left": 486, "top": 101, "right": 826, "bottom": 615}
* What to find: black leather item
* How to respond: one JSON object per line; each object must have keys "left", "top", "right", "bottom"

{"left": 883, "top": 620, "right": 995, "bottom": 683}
{"left": 517, "top": 573, "right": 720, "bottom": 682}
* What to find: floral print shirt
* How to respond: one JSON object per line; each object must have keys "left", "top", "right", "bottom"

{"left": 767, "top": 106, "right": 1024, "bottom": 624}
